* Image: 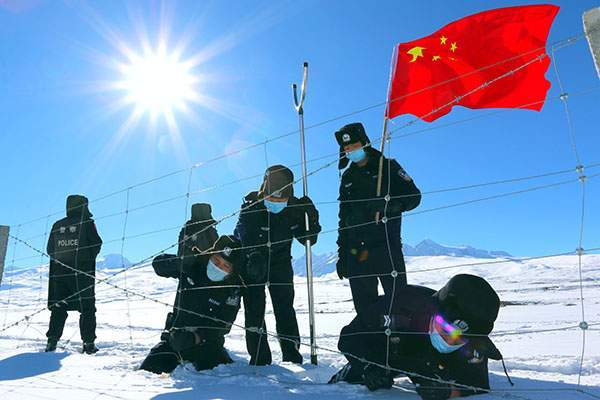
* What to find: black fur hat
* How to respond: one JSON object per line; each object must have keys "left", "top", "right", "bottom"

{"left": 258, "top": 165, "right": 294, "bottom": 199}
{"left": 66, "top": 194, "right": 92, "bottom": 218}
{"left": 334, "top": 123, "right": 371, "bottom": 169}
{"left": 434, "top": 274, "right": 500, "bottom": 336}
{"left": 209, "top": 235, "right": 243, "bottom": 269}
{"left": 191, "top": 203, "right": 212, "bottom": 222}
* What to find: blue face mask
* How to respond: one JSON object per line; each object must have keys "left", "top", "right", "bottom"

{"left": 264, "top": 199, "right": 287, "bottom": 214}
{"left": 206, "top": 260, "right": 229, "bottom": 282}
{"left": 346, "top": 148, "right": 366, "bottom": 164}
{"left": 429, "top": 321, "right": 465, "bottom": 354}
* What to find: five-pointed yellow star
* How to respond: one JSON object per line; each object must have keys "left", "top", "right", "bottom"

{"left": 440, "top": 36, "right": 447, "bottom": 45}
{"left": 407, "top": 46, "right": 426, "bottom": 62}
{"left": 450, "top": 42, "right": 458, "bottom": 52}
{"left": 432, "top": 55, "right": 441, "bottom": 61}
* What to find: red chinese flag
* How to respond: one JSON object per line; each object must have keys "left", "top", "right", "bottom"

{"left": 386, "top": 4, "right": 559, "bottom": 122}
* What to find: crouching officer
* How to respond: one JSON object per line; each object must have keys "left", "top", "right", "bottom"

{"left": 329, "top": 274, "right": 512, "bottom": 399}
{"left": 45, "top": 195, "right": 102, "bottom": 354}
{"left": 235, "top": 165, "right": 321, "bottom": 365}
{"left": 335, "top": 123, "right": 421, "bottom": 315}
{"left": 140, "top": 231, "right": 249, "bottom": 373}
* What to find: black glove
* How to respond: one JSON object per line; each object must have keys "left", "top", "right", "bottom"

{"left": 297, "top": 196, "right": 319, "bottom": 223}
{"left": 368, "top": 197, "right": 404, "bottom": 220}
{"left": 414, "top": 376, "right": 452, "bottom": 400}
{"left": 152, "top": 253, "right": 180, "bottom": 278}
{"left": 363, "top": 365, "right": 393, "bottom": 391}
{"left": 169, "top": 329, "right": 198, "bottom": 352}
{"left": 336, "top": 253, "right": 347, "bottom": 280}
{"left": 245, "top": 251, "right": 267, "bottom": 284}
{"left": 187, "top": 224, "right": 218, "bottom": 254}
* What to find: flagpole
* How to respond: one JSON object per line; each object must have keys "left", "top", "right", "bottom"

{"left": 375, "top": 46, "right": 398, "bottom": 223}
{"left": 293, "top": 62, "right": 317, "bottom": 365}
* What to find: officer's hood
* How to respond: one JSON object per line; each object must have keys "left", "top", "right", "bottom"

{"left": 66, "top": 195, "right": 93, "bottom": 219}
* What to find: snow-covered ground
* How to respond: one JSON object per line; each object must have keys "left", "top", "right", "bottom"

{"left": 0, "top": 255, "right": 599, "bottom": 399}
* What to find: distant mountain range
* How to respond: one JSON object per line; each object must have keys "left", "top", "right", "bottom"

{"left": 95, "top": 240, "right": 510, "bottom": 277}
{"left": 3, "top": 240, "right": 510, "bottom": 280}
{"left": 292, "top": 239, "right": 512, "bottom": 277}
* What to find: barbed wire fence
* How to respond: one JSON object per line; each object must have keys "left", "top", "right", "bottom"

{"left": 0, "top": 27, "right": 599, "bottom": 399}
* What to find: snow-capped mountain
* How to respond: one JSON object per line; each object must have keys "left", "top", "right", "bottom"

{"left": 403, "top": 239, "right": 512, "bottom": 258}
{"left": 95, "top": 254, "right": 133, "bottom": 270}
{"left": 293, "top": 239, "right": 512, "bottom": 276}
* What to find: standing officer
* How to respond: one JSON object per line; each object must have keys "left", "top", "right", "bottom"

{"left": 235, "top": 165, "right": 321, "bottom": 365}
{"left": 45, "top": 195, "right": 102, "bottom": 354}
{"left": 329, "top": 274, "right": 510, "bottom": 400}
{"left": 335, "top": 122, "right": 421, "bottom": 315}
{"left": 140, "top": 233, "right": 250, "bottom": 373}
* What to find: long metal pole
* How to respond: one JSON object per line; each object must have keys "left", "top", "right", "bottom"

{"left": 0, "top": 226, "right": 10, "bottom": 286}
{"left": 293, "top": 62, "right": 317, "bottom": 365}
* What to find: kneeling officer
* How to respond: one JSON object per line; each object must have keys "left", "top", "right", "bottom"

{"left": 140, "top": 204, "right": 252, "bottom": 373}
{"left": 329, "top": 274, "right": 511, "bottom": 399}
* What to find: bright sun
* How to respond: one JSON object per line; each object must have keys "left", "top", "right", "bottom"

{"left": 115, "top": 46, "right": 199, "bottom": 121}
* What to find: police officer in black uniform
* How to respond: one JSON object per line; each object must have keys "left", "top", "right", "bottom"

{"left": 140, "top": 230, "right": 250, "bottom": 374}
{"left": 329, "top": 274, "right": 510, "bottom": 400}
{"left": 45, "top": 195, "right": 103, "bottom": 354}
{"left": 235, "top": 165, "right": 321, "bottom": 365}
{"left": 335, "top": 123, "right": 421, "bottom": 315}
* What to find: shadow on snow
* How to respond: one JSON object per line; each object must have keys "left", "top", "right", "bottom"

{"left": 0, "top": 352, "right": 68, "bottom": 381}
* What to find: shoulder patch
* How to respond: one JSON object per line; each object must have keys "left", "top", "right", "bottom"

{"left": 226, "top": 294, "right": 241, "bottom": 306}
{"left": 397, "top": 166, "right": 412, "bottom": 182}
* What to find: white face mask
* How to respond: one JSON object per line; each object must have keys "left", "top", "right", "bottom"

{"left": 206, "top": 260, "right": 229, "bottom": 282}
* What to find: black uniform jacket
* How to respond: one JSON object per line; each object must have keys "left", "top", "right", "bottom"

{"left": 234, "top": 191, "right": 321, "bottom": 269}
{"left": 46, "top": 210, "right": 102, "bottom": 311}
{"left": 153, "top": 253, "right": 242, "bottom": 340}
{"left": 337, "top": 147, "right": 420, "bottom": 260}
{"left": 353, "top": 285, "right": 494, "bottom": 395}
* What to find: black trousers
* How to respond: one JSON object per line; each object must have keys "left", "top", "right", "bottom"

{"left": 46, "top": 304, "right": 97, "bottom": 343}
{"left": 139, "top": 337, "right": 232, "bottom": 374}
{"left": 243, "top": 263, "right": 301, "bottom": 365}
{"left": 347, "top": 243, "right": 407, "bottom": 315}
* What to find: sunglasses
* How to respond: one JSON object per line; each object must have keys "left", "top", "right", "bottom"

{"left": 433, "top": 314, "right": 467, "bottom": 342}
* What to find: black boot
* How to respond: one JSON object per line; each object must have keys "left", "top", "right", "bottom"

{"left": 329, "top": 363, "right": 365, "bottom": 384}
{"left": 281, "top": 340, "right": 303, "bottom": 364}
{"left": 282, "top": 349, "right": 303, "bottom": 364}
{"left": 45, "top": 337, "right": 58, "bottom": 352}
{"left": 82, "top": 342, "right": 98, "bottom": 354}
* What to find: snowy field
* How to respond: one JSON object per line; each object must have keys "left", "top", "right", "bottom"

{"left": 0, "top": 255, "right": 599, "bottom": 399}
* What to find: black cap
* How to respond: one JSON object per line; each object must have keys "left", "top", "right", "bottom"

{"left": 258, "top": 165, "right": 294, "bottom": 199}
{"left": 209, "top": 235, "right": 243, "bottom": 270}
{"left": 334, "top": 123, "right": 371, "bottom": 169}
{"left": 66, "top": 194, "right": 92, "bottom": 218}
{"left": 191, "top": 203, "right": 212, "bottom": 222}
{"left": 434, "top": 274, "right": 500, "bottom": 336}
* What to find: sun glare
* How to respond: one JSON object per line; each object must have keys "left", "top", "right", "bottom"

{"left": 116, "top": 46, "right": 199, "bottom": 120}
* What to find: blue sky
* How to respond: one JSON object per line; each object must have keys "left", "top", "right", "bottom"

{"left": 1, "top": 0, "right": 599, "bottom": 268}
